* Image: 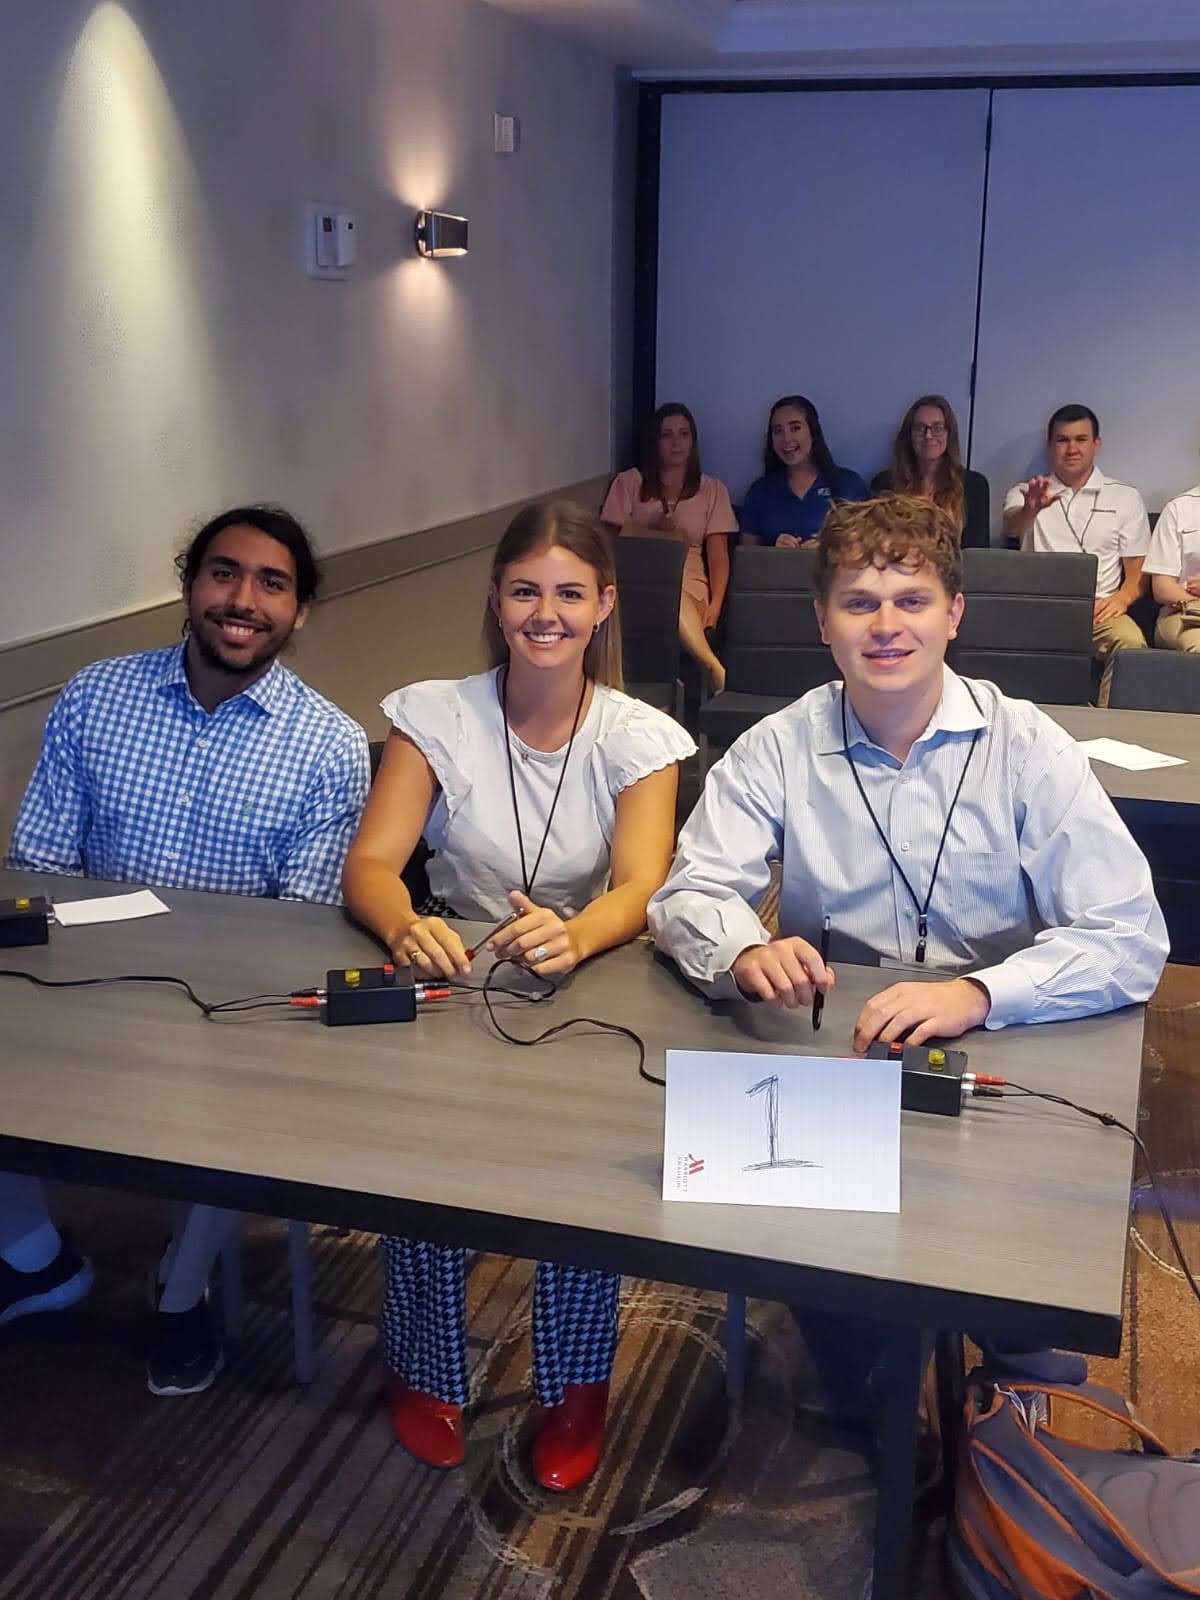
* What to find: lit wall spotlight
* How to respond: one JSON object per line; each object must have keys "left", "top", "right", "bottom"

{"left": 414, "top": 210, "right": 469, "bottom": 258}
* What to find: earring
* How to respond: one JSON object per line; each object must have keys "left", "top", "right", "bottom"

{"left": 592, "top": 622, "right": 599, "bottom": 634}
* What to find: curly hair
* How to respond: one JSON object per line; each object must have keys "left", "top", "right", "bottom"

{"left": 815, "top": 495, "right": 963, "bottom": 600}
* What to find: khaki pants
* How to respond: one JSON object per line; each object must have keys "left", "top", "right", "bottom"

{"left": 1155, "top": 605, "right": 1200, "bottom": 654}
{"left": 1093, "top": 610, "right": 1146, "bottom": 705}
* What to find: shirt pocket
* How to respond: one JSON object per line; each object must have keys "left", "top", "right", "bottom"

{"left": 946, "top": 848, "right": 1028, "bottom": 944}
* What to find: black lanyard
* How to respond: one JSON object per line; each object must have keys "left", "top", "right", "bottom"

{"left": 840, "top": 682, "right": 984, "bottom": 963}
{"left": 499, "top": 668, "right": 589, "bottom": 901}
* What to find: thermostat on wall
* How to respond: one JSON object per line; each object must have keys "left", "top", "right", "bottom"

{"left": 305, "top": 203, "right": 356, "bottom": 279}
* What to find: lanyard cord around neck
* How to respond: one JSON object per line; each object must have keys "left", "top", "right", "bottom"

{"left": 840, "top": 682, "right": 985, "bottom": 963}
{"left": 500, "top": 667, "right": 589, "bottom": 900}
{"left": 1058, "top": 486, "right": 1099, "bottom": 551}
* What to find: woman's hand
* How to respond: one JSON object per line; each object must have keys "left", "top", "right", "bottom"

{"left": 774, "top": 533, "right": 802, "bottom": 549}
{"left": 393, "top": 917, "right": 470, "bottom": 980}
{"left": 703, "top": 598, "right": 722, "bottom": 629}
{"left": 488, "top": 890, "right": 581, "bottom": 977}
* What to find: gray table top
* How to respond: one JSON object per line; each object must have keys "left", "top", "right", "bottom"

{"left": 1042, "top": 704, "right": 1200, "bottom": 807}
{"left": 0, "top": 871, "right": 1145, "bottom": 1353}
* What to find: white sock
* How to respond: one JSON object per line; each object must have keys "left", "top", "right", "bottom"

{"left": 1, "top": 1219, "right": 62, "bottom": 1273}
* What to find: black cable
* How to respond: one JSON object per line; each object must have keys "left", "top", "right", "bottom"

{"left": 1000, "top": 1080, "right": 1200, "bottom": 1313}
{"left": 0, "top": 969, "right": 298, "bottom": 1019}
{"left": 478, "top": 958, "right": 661, "bottom": 1085}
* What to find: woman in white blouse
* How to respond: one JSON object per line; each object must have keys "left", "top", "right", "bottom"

{"left": 343, "top": 500, "right": 694, "bottom": 1492}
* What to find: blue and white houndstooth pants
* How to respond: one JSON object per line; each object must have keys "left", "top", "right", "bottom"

{"left": 380, "top": 1235, "right": 620, "bottom": 1406}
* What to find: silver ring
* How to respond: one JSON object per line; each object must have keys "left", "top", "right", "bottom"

{"left": 532, "top": 944, "right": 548, "bottom": 963}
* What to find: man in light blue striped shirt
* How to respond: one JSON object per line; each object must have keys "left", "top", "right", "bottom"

{"left": 2, "top": 506, "right": 370, "bottom": 1395}
{"left": 649, "top": 493, "right": 1167, "bottom": 1425}
{"left": 650, "top": 496, "right": 1167, "bottom": 1041}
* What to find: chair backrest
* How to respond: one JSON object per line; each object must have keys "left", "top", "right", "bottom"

{"left": 614, "top": 535, "right": 685, "bottom": 689}
{"left": 722, "top": 547, "right": 837, "bottom": 698}
{"left": 1107, "top": 648, "right": 1200, "bottom": 712}
{"left": 953, "top": 550, "right": 1097, "bottom": 705}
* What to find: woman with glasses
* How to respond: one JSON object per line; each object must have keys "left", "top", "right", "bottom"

{"left": 873, "top": 395, "right": 990, "bottom": 547}
{"left": 739, "top": 394, "right": 868, "bottom": 550}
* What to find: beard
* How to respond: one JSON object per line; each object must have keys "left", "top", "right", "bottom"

{"left": 188, "top": 614, "right": 292, "bottom": 678}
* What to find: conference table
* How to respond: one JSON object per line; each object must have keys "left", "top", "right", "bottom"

{"left": 1042, "top": 704, "right": 1200, "bottom": 810}
{"left": 1043, "top": 704, "right": 1200, "bottom": 964}
{"left": 0, "top": 871, "right": 1147, "bottom": 1600}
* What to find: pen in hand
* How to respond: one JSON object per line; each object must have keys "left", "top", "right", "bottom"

{"left": 811, "top": 914, "right": 831, "bottom": 1032}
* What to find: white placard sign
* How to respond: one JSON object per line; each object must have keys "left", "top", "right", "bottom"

{"left": 663, "top": 1050, "right": 901, "bottom": 1213}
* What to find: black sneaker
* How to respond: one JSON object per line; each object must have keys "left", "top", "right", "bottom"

{"left": 146, "top": 1295, "right": 224, "bottom": 1397}
{"left": 0, "top": 1233, "right": 93, "bottom": 1326}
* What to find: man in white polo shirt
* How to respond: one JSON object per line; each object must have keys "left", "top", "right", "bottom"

{"left": 1003, "top": 404, "right": 1149, "bottom": 700}
{"left": 1143, "top": 482, "right": 1200, "bottom": 653}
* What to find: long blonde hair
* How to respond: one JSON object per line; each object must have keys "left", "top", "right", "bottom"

{"left": 887, "top": 395, "right": 966, "bottom": 532}
{"left": 482, "top": 499, "right": 623, "bottom": 690}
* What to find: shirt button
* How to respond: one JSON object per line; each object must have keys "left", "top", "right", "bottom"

{"left": 899, "top": 842, "right": 910, "bottom": 852}
{"left": 179, "top": 794, "right": 190, "bottom": 806}
{"left": 198, "top": 739, "right": 208, "bottom": 750}
{"left": 166, "top": 850, "right": 178, "bottom": 860}
{"left": 904, "top": 906, "right": 915, "bottom": 917}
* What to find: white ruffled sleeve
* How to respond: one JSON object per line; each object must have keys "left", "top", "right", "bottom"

{"left": 378, "top": 680, "right": 471, "bottom": 815}
{"left": 597, "top": 700, "right": 696, "bottom": 797}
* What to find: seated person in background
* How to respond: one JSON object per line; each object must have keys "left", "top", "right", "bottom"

{"left": 342, "top": 499, "right": 694, "bottom": 1492}
{"left": 647, "top": 492, "right": 1166, "bottom": 1414}
{"left": 872, "top": 394, "right": 990, "bottom": 548}
{"left": 740, "top": 394, "right": 868, "bottom": 550}
{"left": 601, "top": 402, "right": 736, "bottom": 694}
{"left": 1002, "top": 404, "right": 1149, "bottom": 700}
{"left": 5, "top": 506, "right": 370, "bottom": 1394}
{"left": 1143, "top": 481, "right": 1200, "bottom": 653}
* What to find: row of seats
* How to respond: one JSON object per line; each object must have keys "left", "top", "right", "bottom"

{"left": 616, "top": 541, "right": 1200, "bottom": 757}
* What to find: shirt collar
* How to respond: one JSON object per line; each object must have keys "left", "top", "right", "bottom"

{"left": 1049, "top": 466, "right": 1105, "bottom": 496}
{"left": 815, "top": 668, "right": 989, "bottom": 757}
{"left": 158, "top": 640, "right": 288, "bottom": 716}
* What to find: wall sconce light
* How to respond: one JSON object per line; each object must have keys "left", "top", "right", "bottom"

{"left": 414, "top": 210, "right": 469, "bottom": 258}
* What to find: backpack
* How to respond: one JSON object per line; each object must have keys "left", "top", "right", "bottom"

{"left": 949, "top": 1351, "right": 1200, "bottom": 1598}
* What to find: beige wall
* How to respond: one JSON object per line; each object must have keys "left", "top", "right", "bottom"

{"left": 0, "top": 0, "right": 618, "bottom": 647}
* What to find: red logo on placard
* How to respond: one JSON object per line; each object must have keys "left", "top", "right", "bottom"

{"left": 687, "top": 1154, "right": 704, "bottom": 1176}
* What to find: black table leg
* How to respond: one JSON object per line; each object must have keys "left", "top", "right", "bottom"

{"left": 870, "top": 1328, "right": 928, "bottom": 1600}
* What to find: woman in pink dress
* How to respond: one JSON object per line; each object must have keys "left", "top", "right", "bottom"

{"left": 601, "top": 403, "right": 737, "bottom": 694}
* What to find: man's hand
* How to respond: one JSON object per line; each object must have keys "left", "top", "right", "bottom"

{"left": 1185, "top": 576, "right": 1200, "bottom": 598}
{"left": 731, "top": 938, "right": 834, "bottom": 1009}
{"left": 1023, "top": 476, "right": 1061, "bottom": 516}
{"left": 1094, "top": 592, "right": 1129, "bottom": 625}
{"left": 852, "top": 977, "right": 991, "bottom": 1052}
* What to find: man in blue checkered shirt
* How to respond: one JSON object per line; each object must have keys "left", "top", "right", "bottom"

{"left": 2, "top": 505, "right": 370, "bottom": 1395}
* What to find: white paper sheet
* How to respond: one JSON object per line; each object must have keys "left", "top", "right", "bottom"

{"left": 53, "top": 890, "right": 170, "bottom": 927}
{"left": 1075, "top": 737, "right": 1187, "bottom": 772}
{"left": 663, "top": 1049, "right": 901, "bottom": 1212}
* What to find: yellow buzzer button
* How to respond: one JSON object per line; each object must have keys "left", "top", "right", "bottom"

{"left": 15, "top": 897, "right": 29, "bottom": 911}
{"left": 344, "top": 968, "right": 361, "bottom": 985}
{"left": 928, "top": 1049, "right": 946, "bottom": 1069}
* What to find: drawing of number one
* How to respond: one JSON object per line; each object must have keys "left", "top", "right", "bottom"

{"left": 743, "top": 1074, "right": 820, "bottom": 1172}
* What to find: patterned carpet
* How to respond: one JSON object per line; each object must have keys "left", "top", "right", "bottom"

{"left": 0, "top": 967, "right": 1197, "bottom": 1599}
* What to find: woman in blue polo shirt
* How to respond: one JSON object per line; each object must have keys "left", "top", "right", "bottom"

{"left": 740, "top": 394, "right": 868, "bottom": 547}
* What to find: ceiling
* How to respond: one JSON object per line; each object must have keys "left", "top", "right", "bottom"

{"left": 482, "top": 0, "right": 1200, "bottom": 76}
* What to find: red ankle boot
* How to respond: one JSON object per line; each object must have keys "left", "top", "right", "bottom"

{"left": 384, "top": 1375, "right": 465, "bottom": 1468}
{"left": 532, "top": 1380, "right": 609, "bottom": 1492}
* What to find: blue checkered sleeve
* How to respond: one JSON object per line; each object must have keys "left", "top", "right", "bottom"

{"left": 278, "top": 732, "right": 371, "bottom": 905}
{"left": 7, "top": 678, "right": 91, "bottom": 875}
